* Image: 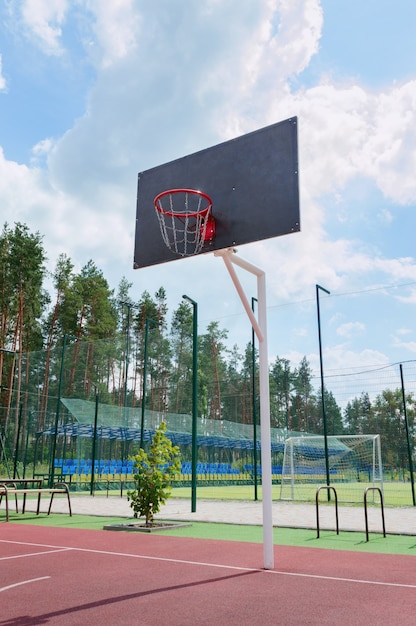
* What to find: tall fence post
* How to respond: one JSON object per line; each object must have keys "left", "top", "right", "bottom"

{"left": 399, "top": 364, "right": 416, "bottom": 506}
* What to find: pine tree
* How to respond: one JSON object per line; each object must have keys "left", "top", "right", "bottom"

{"left": 292, "top": 357, "right": 315, "bottom": 432}
{"left": 199, "top": 321, "right": 228, "bottom": 421}
{"left": 270, "top": 357, "right": 293, "bottom": 430}
{"left": 0, "top": 223, "right": 47, "bottom": 445}
{"left": 169, "top": 301, "right": 193, "bottom": 414}
{"left": 39, "top": 254, "right": 74, "bottom": 429}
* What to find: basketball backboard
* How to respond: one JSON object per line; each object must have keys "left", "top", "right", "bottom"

{"left": 134, "top": 116, "right": 299, "bottom": 269}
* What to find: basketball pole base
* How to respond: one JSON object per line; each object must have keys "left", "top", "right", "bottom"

{"left": 214, "top": 248, "right": 274, "bottom": 570}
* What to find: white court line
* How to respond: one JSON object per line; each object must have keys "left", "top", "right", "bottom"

{"left": 1, "top": 539, "right": 415, "bottom": 590}
{"left": 0, "top": 548, "right": 72, "bottom": 561}
{"left": 0, "top": 577, "right": 50, "bottom": 593}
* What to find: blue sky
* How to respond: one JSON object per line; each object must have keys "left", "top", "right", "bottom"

{"left": 1, "top": 0, "right": 416, "bottom": 390}
{"left": 317, "top": 0, "right": 416, "bottom": 87}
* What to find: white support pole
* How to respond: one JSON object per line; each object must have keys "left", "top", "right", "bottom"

{"left": 215, "top": 248, "right": 274, "bottom": 569}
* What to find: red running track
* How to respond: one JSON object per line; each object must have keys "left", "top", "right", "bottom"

{"left": 1, "top": 524, "right": 416, "bottom": 625}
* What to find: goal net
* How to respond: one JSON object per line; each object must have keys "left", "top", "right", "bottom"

{"left": 279, "top": 434, "right": 383, "bottom": 503}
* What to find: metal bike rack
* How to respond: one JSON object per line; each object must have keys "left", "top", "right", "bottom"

{"left": 315, "top": 486, "right": 339, "bottom": 538}
{"left": 364, "top": 487, "right": 386, "bottom": 542}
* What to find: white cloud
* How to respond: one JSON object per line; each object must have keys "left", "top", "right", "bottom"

{"left": 0, "top": 147, "right": 43, "bottom": 214}
{"left": 30, "top": 138, "right": 55, "bottom": 167}
{"left": 21, "top": 0, "right": 68, "bottom": 55}
{"left": 0, "top": 144, "right": 132, "bottom": 281}
{"left": 336, "top": 322, "right": 365, "bottom": 337}
{"left": 272, "top": 0, "right": 324, "bottom": 75}
{"left": 84, "top": 0, "right": 140, "bottom": 68}
{"left": 361, "top": 81, "right": 416, "bottom": 204}
{"left": 1, "top": 0, "right": 416, "bottom": 346}
{"left": 396, "top": 328, "right": 412, "bottom": 336}
{"left": 395, "top": 288, "right": 416, "bottom": 304}
{"left": 324, "top": 344, "right": 390, "bottom": 372}
{"left": 215, "top": 0, "right": 324, "bottom": 137}
{"left": 294, "top": 327, "right": 308, "bottom": 337}
{"left": 281, "top": 344, "right": 389, "bottom": 378}
{"left": 32, "top": 138, "right": 54, "bottom": 155}
{"left": 378, "top": 208, "right": 393, "bottom": 224}
{"left": 392, "top": 335, "right": 416, "bottom": 355}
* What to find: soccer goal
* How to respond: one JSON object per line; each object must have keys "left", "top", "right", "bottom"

{"left": 280, "top": 434, "right": 383, "bottom": 503}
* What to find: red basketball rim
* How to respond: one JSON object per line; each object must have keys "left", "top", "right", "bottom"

{"left": 154, "top": 188, "right": 212, "bottom": 218}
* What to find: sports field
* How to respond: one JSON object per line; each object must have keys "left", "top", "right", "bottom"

{"left": 166, "top": 481, "right": 414, "bottom": 507}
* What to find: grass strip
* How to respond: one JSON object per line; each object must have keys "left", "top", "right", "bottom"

{"left": 4, "top": 512, "right": 416, "bottom": 556}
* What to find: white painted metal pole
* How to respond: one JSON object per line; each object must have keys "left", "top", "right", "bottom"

{"left": 257, "top": 270, "right": 274, "bottom": 569}
{"left": 216, "top": 248, "right": 274, "bottom": 569}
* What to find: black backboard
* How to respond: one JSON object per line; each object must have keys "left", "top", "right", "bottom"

{"left": 134, "top": 116, "right": 300, "bottom": 269}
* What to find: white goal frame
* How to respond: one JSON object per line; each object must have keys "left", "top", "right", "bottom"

{"left": 280, "top": 434, "right": 383, "bottom": 502}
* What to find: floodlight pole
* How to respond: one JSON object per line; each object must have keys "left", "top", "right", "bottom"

{"left": 120, "top": 300, "right": 138, "bottom": 455}
{"left": 140, "top": 318, "right": 159, "bottom": 451}
{"left": 22, "top": 410, "right": 33, "bottom": 479}
{"left": 399, "top": 364, "right": 416, "bottom": 506}
{"left": 90, "top": 391, "right": 99, "bottom": 496}
{"left": 316, "top": 284, "right": 331, "bottom": 498}
{"left": 13, "top": 403, "right": 23, "bottom": 479}
{"left": 183, "top": 295, "right": 198, "bottom": 512}
{"left": 50, "top": 334, "right": 80, "bottom": 488}
{"left": 215, "top": 248, "right": 274, "bottom": 570}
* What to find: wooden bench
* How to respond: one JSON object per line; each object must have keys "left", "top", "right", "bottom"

{"left": 0, "top": 481, "right": 72, "bottom": 522}
{"left": 0, "top": 478, "right": 43, "bottom": 513}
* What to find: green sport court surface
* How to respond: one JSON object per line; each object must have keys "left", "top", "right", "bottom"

{"left": 4, "top": 510, "right": 416, "bottom": 557}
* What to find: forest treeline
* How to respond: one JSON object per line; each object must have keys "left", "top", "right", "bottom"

{"left": 0, "top": 222, "right": 414, "bottom": 468}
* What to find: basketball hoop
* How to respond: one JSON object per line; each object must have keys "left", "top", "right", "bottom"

{"left": 154, "top": 188, "right": 215, "bottom": 257}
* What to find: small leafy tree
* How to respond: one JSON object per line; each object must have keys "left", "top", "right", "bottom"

{"left": 127, "top": 422, "right": 181, "bottom": 526}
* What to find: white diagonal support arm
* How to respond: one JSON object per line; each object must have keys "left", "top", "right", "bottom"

{"left": 214, "top": 249, "right": 264, "bottom": 342}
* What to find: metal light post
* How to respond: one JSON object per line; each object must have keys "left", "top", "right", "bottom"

{"left": 22, "top": 410, "right": 33, "bottom": 479}
{"left": 13, "top": 403, "right": 23, "bottom": 479}
{"left": 399, "top": 364, "right": 416, "bottom": 506}
{"left": 140, "top": 318, "right": 159, "bottom": 451}
{"left": 50, "top": 334, "right": 79, "bottom": 488}
{"left": 183, "top": 295, "right": 198, "bottom": 512}
{"left": 316, "top": 284, "right": 331, "bottom": 496}
{"left": 120, "top": 301, "right": 138, "bottom": 449}
{"left": 90, "top": 390, "right": 100, "bottom": 496}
